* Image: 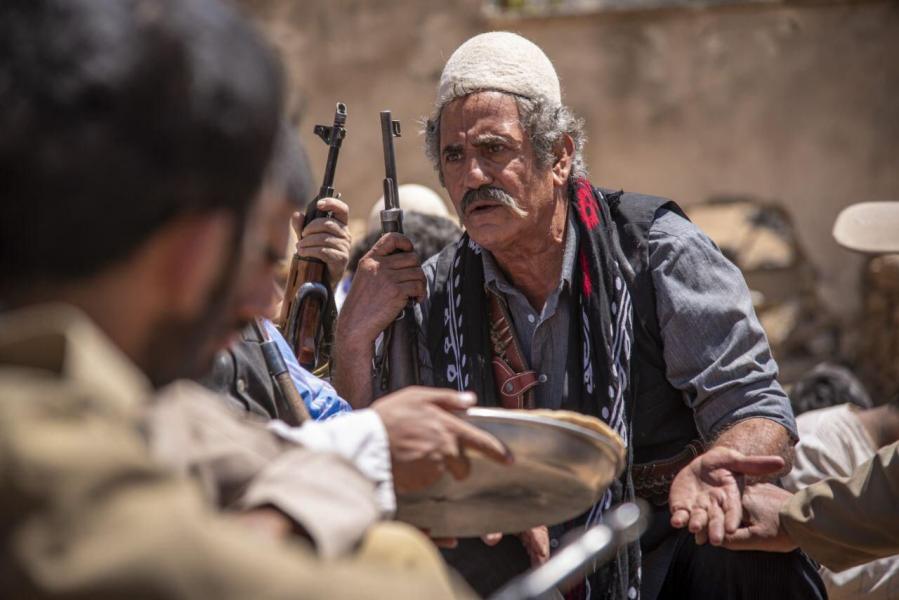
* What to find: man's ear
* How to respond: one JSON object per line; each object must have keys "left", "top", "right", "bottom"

{"left": 152, "top": 211, "right": 235, "bottom": 318}
{"left": 551, "top": 133, "right": 575, "bottom": 186}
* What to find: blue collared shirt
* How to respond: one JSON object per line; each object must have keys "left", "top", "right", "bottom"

{"left": 417, "top": 208, "right": 798, "bottom": 443}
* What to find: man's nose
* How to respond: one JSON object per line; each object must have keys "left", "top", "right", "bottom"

{"left": 463, "top": 155, "right": 491, "bottom": 190}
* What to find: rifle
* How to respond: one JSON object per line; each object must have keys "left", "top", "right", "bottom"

{"left": 279, "top": 103, "right": 347, "bottom": 372}
{"left": 255, "top": 318, "right": 312, "bottom": 426}
{"left": 377, "top": 110, "right": 420, "bottom": 392}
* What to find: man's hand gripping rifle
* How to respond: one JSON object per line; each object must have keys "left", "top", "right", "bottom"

{"left": 377, "top": 111, "right": 420, "bottom": 392}
{"left": 279, "top": 103, "right": 347, "bottom": 373}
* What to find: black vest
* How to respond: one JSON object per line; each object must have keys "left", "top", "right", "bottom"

{"left": 440, "top": 190, "right": 702, "bottom": 596}
{"left": 605, "top": 189, "right": 701, "bottom": 464}
{"left": 199, "top": 325, "right": 283, "bottom": 421}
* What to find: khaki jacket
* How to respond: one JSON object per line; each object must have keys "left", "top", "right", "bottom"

{"left": 782, "top": 440, "right": 899, "bottom": 571}
{"left": 0, "top": 305, "right": 453, "bottom": 599}
{"left": 147, "top": 380, "right": 379, "bottom": 558}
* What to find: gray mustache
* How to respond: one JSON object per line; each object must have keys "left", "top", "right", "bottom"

{"left": 461, "top": 186, "right": 526, "bottom": 216}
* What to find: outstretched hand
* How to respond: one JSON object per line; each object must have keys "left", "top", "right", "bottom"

{"left": 669, "top": 447, "right": 785, "bottom": 546}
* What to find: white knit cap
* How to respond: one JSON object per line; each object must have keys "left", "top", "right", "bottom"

{"left": 437, "top": 31, "right": 561, "bottom": 109}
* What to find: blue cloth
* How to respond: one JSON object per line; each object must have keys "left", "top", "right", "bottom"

{"left": 262, "top": 319, "right": 352, "bottom": 421}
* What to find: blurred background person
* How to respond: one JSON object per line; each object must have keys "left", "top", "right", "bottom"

{"left": 202, "top": 124, "right": 352, "bottom": 421}
{"left": 723, "top": 202, "right": 899, "bottom": 587}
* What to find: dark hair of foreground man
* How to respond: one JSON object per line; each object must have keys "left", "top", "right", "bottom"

{"left": 0, "top": 0, "right": 282, "bottom": 292}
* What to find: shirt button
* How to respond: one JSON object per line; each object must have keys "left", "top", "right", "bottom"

{"left": 538, "top": 374, "right": 548, "bottom": 383}
{"left": 550, "top": 538, "right": 559, "bottom": 549}
{"left": 527, "top": 314, "right": 536, "bottom": 324}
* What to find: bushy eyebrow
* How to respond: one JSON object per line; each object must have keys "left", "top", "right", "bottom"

{"left": 442, "top": 133, "right": 516, "bottom": 156}
{"left": 471, "top": 133, "right": 515, "bottom": 147}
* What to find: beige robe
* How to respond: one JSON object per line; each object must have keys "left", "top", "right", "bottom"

{"left": 0, "top": 304, "right": 461, "bottom": 599}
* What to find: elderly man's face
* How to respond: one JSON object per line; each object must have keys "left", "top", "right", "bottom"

{"left": 439, "top": 91, "right": 558, "bottom": 252}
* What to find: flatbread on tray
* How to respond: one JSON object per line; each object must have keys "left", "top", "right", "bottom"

{"left": 507, "top": 408, "right": 626, "bottom": 464}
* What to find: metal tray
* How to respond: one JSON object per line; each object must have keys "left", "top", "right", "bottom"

{"left": 396, "top": 408, "right": 625, "bottom": 537}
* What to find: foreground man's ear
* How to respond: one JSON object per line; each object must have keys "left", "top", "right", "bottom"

{"left": 551, "top": 133, "right": 575, "bottom": 186}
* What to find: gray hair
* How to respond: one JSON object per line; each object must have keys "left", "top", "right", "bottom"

{"left": 423, "top": 94, "right": 587, "bottom": 186}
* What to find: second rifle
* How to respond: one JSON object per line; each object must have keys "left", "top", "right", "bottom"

{"left": 279, "top": 103, "right": 347, "bottom": 372}
{"left": 377, "top": 110, "right": 420, "bottom": 392}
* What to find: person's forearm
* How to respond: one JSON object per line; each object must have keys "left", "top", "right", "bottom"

{"left": 712, "top": 417, "right": 794, "bottom": 479}
{"left": 332, "top": 325, "right": 376, "bottom": 408}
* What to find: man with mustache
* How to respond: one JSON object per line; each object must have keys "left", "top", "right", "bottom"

{"left": 334, "top": 32, "right": 824, "bottom": 599}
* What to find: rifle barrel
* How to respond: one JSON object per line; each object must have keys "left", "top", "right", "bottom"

{"left": 380, "top": 111, "right": 400, "bottom": 211}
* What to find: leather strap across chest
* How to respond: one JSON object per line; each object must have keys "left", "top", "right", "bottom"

{"left": 487, "top": 291, "right": 539, "bottom": 409}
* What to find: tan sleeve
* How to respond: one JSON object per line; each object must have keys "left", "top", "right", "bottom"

{"left": 149, "top": 381, "right": 380, "bottom": 557}
{"left": 781, "top": 441, "right": 899, "bottom": 571}
{"left": 0, "top": 378, "right": 453, "bottom": 600}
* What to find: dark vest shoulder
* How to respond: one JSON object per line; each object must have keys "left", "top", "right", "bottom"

{"left": 602, "top": 188, "right": 700, "bottom": 463}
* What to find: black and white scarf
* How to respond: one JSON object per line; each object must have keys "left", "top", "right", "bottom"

{"left": 426, "top": 178, "right": 641, "bottom": 599}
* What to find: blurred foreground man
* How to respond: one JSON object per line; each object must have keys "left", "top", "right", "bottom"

{"left": 334, "top": 32, "right": 824, "bottom": 599}
{"left": 0, "top": 1, "right": 467, "bottom": 597}
{"left": 724, "top": 202, "right": 899, "bottom": 586}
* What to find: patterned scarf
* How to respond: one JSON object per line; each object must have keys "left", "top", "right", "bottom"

{"left": 426, "top": 179, "right": 641, "bottom": 599}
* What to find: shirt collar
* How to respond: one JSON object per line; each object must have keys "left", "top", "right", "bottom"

{"left": 482, "top": 217, "right": 579, "bottom": 294}
{"left": 0, "top": 303, "right": 152, "bottom": 417}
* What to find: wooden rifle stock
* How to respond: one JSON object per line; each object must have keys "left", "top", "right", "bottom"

{"left": 279, "top": 103, "right": 347, "bottom": 371}
{"left": 378, "top": 111, "right": 420, "bottom": 392}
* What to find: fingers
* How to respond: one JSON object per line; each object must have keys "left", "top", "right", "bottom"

{"left": 297, "top": 232, "right": 350, "bottom": 253}
{"left": 314, "top": 197, "right": 349, "bottom": 225}
{"left": 670, "top": 508, "right": 691, "bottom": 529}
{"left": 688, "top": 506, "right": 709, "bottom": 539}
{"left": 301, "top": 217, "right": 349, "bottom": 239}
{"left": 394, "top": 280, "right": 427, "bottom": 303}
{"left": 419, "top": 388, "right": 477, "bottom": 411}
{"left": 444, "top": 414, "right": 513, "bottom": 465}
{"left": 296, "top": 246, "right": 348, "bottom": 265}
{"left": 420, "top": 529, "right": 459, "bottom": 549}
{"left": 706, "top": 498, "right": 726, "bottom": 546}
{"left": 721, "top": 527, "right": 755, "bottom": 551}
{"left": 722, "top": 480, "right": 744, "bottom": 535}
{"left": 706, "top": 448, "right": 785, "bottom": 477}
{"left": 377, "top": 251, "right": 422, "bottom": 270}
{"left": 371, "top": 232, "right": 415, "bottom": 256}
{"left": 398, "top": 387, "right": 511, "bottom": 465}
{"left": 520, "top": 526, "right": 550, "bottom": 567}
{"left": 291, "top": 211, "right": 303, "bottom": 236}
{"left": 482, "top": 532, "right": 503, "bottom": 546}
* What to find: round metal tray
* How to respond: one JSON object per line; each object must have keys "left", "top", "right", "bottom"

{"left": 396, "top": 408, "right": 625, "bottom": 537}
